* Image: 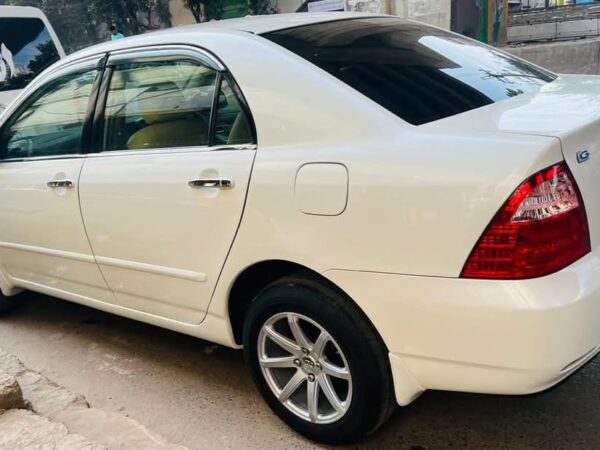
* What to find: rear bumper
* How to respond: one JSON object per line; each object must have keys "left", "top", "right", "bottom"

{"left": 324, "top": 252, "right": 600, "bottom": 405}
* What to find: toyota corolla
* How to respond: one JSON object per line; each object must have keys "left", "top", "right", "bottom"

{"left": 0, "top": 13, "right": 598, "bottom": 444}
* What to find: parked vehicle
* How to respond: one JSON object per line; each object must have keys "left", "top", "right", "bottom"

{"left": 0, "top": 6, "right": 65, "bottom": 113}
{"left": 0, "top": 13, "right": 598, "bottom": 444}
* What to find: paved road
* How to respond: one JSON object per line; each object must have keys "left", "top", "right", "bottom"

{"left": 0, "top": 291, "right": 598, "bottom": 449}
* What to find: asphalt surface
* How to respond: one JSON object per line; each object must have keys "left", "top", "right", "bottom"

{"left": 0, "top": 291, "right": 598, "bottom": 449}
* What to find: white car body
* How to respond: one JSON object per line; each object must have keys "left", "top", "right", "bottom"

{"left": 0, "top": 6, "right": 65, "bottom": 112}
{"left": 0, "top": 12, "right": 598, "bottom": 430}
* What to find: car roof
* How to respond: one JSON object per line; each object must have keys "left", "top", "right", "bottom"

{"left": 62, "top": 13, "right": 390, "bottom": 64}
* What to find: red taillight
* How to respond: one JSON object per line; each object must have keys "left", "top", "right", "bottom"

{"left": 461, "top": 162, "right": 591, "bottom": 280}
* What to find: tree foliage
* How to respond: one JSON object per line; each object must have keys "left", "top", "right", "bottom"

{"left": 27, "top": 39, "right": 59, "bottom": 74}
{"left": 249, "top": 0, "right": 274, "bottom": 15}
{"left": 183, "top": 0, "right": 224, "bottom": 22}
{"left": 2, "top": 0, "right": 172, "bottom": 52}
{"left": 204, "top": 0, "right": 224, "bottom": 21}
{"left": 184, "top": 0, "right": 272, "bottom": 22}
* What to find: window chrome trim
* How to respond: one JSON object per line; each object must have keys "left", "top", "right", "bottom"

{"left": 0, "top": 144, "right": 257, "bottom": 163}
{"left": 0, "top": 154, "right": 84, "bottom": 164}
{"left": 84, "top": 144, "right": 256, "bottom": 159}
{"left": 44, "top": 54, "right": 108, "bottom": 80}
{"left": 107, "top": 45, "right": 225, "bottom": 71}
{"left": 212, "top": 144, "right": 257, "bottom": 152}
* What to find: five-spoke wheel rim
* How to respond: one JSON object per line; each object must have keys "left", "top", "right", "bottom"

{"left": 257, "top": 312, "right": 352, "bottom": 424}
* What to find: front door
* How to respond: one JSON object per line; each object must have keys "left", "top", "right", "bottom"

{"left": 0, "top": 61, "right": 113, "bottom": 302}
{"left": 79, "top": 49, "right": 256, "bottom": 324}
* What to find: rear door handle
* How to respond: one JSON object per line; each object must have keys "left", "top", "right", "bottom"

{"left": 47, "top": 180, "right": 74, "bottom": 189}
{"left": 188, "top": 178, "right": 234, "bottom": 189}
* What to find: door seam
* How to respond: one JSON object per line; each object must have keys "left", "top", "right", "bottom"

{"left": 201, "top": 149, "right": 258, "bottom": 323}
{"left": 77, "top": 159, "right": 118, "bottom": 301}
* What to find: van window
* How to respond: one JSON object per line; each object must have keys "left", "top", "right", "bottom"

{"left": 263, "top": 18, "right": 556, "bottom": 126}
{"left": 0, "top": 17, "right": 60, "bottom": 91}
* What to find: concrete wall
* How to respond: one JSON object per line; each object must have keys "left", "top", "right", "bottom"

{"left": 390, "top": 0, "right": 451, "bottom": 29}
{"left": 505, "top": 38, "right": 600, "bottom": 74}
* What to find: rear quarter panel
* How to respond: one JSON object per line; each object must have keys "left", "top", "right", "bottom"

{"left": 198, "top": 31, "right": 565, "bottom": 319}
{"left": 559, "top": 124, "right": 600, "bottom": 254}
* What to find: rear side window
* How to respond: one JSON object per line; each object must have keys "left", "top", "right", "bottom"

{"left": 0, "top": 17, "right": 60, "bottom": 91}
{"left": 103, "top": 59, "right": 217, "bottom": 151}
{"left": 263, "top": 18, "right": 556, "bottom": 126}
{"left": 214, "top": 78, "right": 253, "bottom": 146}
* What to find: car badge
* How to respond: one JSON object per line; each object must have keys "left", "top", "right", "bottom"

{"left": 576, "top": 150, "right": 590, "bottom": 164}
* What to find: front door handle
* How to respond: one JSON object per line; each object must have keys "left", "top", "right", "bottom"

{"left": 188, "top": 178, "right": 234, "bottom": 189}
{"left": 47, "top": 180, "right": 74, "bottom": 189}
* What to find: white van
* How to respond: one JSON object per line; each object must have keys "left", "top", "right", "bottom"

{"left": 0, "top": 6, "right": 65, "bottom": 112}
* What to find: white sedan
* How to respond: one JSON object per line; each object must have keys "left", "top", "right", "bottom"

{"left": 0, "top": 12, "right": 598, "bottom": 444}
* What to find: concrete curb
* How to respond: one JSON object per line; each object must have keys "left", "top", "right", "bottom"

{"left": 0, "top": 348, "right": 186, "bottom": 449}
{"left": 0, "top": 409, "right": 105, "bottom": 450}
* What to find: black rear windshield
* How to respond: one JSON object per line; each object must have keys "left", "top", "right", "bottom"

{"left": 263, "top": 18, "right": 555, "bottom": 125}
{"left": 0, "top": 17, "right": 60, "bottom": 92}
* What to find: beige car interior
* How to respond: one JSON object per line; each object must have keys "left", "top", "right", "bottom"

{"left": 126, "top": 88, "right": 209, "bottom": 150}
{"left": 227, "top": 111, "right": 252, "bottom": 145}
{"left": 125, "top": 79, "right": 209, "bottom": 150}
{"left": 105, "top": 64, "right": 252, "bottom": 151}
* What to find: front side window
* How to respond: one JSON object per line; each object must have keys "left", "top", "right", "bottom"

{"left": 263, "top": 18, "right": 556, "bottom": 126}
{"left": 103, "top": 59, "right": 217, "bottom": 151}
{"left": 0, "top": 68, "right": 97, "bottom": 160}
{"left": 0, "top": 18, "right": 61, "bottom": 91}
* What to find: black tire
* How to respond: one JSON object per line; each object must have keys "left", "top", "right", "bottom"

{"left": 243, "top": 274, "right": 396, "bottom": 444}
{"left": 0, "top": 292, "right": 17, "bottom": 315}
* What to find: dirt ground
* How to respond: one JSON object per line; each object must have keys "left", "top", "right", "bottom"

{"left": 0, "top": 292, "right": 598, "bottom": 449}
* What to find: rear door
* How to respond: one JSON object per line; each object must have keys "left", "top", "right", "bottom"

{"left": 0, "top": 57, "right": 114, "bottom": 301}
{"left": 79, "top": 47, "right": 256, "bottom": 323}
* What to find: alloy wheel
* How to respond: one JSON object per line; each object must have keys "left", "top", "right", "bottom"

{"left": 257, "top": 312, "right": 352, "bottom": 424}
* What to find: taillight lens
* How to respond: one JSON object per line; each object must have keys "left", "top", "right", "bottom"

{"left": 461, "top": 162, "right": 591, "bottom": 280}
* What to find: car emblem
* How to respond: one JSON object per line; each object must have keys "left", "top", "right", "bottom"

{"left": 577, "top": 150, "right": 590, "bottom": 164}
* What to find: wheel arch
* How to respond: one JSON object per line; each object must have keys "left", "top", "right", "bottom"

{"left": 227, "top": 259, "right": 388, "bottom": 351}
{"left": 227, "top": 259, "right": 424, "bottom": 408}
